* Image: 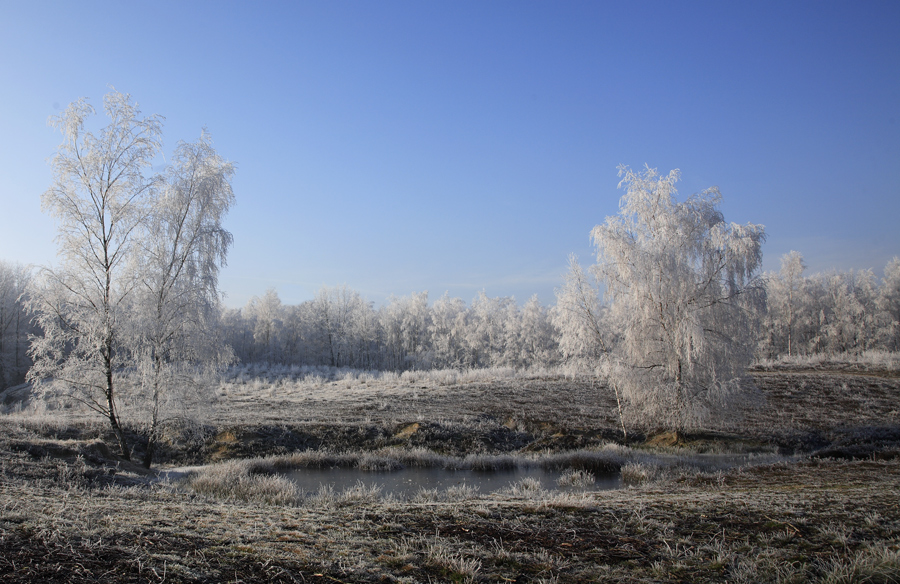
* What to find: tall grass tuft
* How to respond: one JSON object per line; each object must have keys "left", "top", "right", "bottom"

{"left": 501, "top": 476, "right": 544, "bottom": 497}
{"left": 556, "top": 468, "right": 595, "bottom": 488}
{"left": 818, "top": 545, "right": 900, "bottom": 584}
{"left": 185, "top": 459, "right": 300, "bottom": 505}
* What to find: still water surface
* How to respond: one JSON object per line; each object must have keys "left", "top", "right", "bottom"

{"left": 282, "top": 466, "right": 621, "bottom": 498}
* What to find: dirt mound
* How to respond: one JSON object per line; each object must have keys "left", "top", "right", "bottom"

{"left": 645, "top": 430, "right": 684, "bottom": 448}
{"left": 393, "top": 422, "right": 420, "bottom": 439}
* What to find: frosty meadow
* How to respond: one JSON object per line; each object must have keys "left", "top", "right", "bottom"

{"left": 1, "top": 91, "right": 899, "bottom": 583}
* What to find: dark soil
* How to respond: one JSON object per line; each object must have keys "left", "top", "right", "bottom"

{"left": 2, "top": 367, "right": 899, "bottom": 582}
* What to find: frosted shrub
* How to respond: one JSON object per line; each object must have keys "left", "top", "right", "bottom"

{"left": 305, "top": 374, "right": 326, "bottom": 388}
{"left": 427, "top": 369, "right": 460, "bottom": 386}
{"left": 459, "top": 367, "right": 517, "bottom": 383}
{"left": 357, "top": 371, "right": 378, "bottom": 384}
{"left": 375, "top": 370, "right": 398, "bottom": 385}
{"left": 412, "top": 487, "right": 442, "bottom": 503}
{"left": 396, "top": 448, "right": 448, "bottom": 469}
{"left": 424, "top": 541, "right": 482, "bottom": 581}
{"left": 400, "top": 370, "right": 425, "bottom": 384}
{"left": 309, "top": 484, "right": 337, "bottom": 506}
{"left": 860, "top": 350, "right": 899, "bottom": 370}
{"left": 464, "top": 453, "right": 517, "bottom": 471}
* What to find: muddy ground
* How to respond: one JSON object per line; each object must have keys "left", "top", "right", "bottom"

{"left": 1, "top": 368, "right": 899, "bottom": 582}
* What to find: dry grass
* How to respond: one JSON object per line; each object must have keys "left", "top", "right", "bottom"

{"left": 2, "top": 365, "right": 900, "bottom": 582}
{"left": 1, "top": 446, "right": 898, "bottom": 582}
{"left": 7, "top": 363, "right": 899, "bottom": 455}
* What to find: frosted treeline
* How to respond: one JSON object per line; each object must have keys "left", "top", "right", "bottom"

{"left": 219, "top": 287, "right": 558, "bottom": 371}
{"left": 215, "top": 255, "right": 900, "bottom": 373}
{"left": 2, "top": 254, "right": 899, "bottom": 392}
{"left": 760, "top": 253, "right": 900, "bottom": 358}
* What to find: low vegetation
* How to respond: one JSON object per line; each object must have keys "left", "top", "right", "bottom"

{"left": 1, "top": 363, "right": 899, "bottom": 582}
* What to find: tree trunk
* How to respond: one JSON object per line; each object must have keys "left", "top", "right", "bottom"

{"left": 107, "top": 392, "right": 131, "bottom": 460}
{"left": 143, "top": 439, "right": 156, "bottom": 469}
{"left": 104, "top": 342, "right": 131, "bottom": 461}
{"left": 143, "top": 352, "right": 163, "bottom": 469}
{"left": 610, "top": 379, "right": 628, "bottom": 441}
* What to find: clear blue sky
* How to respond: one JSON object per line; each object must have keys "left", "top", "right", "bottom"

{"left": 2, "top": 1, "right": 898, "bottom": 308}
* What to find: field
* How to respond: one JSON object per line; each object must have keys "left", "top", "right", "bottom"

{"left": 1, "top": 364, "right": 899, "bottom": 582}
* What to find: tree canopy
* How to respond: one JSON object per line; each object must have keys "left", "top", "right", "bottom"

{"left": 591, "top": 165, "right": 766, "bottom": 430}
{"left": 27, "top": 91, "right": 234, "bottom": 463}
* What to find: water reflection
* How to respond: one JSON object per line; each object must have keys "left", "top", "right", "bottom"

{"left": 282, "top": 466, "right": 621, "bottom": 498}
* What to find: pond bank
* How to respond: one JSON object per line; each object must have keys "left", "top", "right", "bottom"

{"left": 172, "top": 445, "right": 794, "bottom": 505}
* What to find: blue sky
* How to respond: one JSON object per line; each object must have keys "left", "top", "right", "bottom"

{"left": 2, "top": 1, "right": 898, "bottom": 308}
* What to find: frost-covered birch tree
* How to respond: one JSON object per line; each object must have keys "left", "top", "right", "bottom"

{"left": 27, "top": 91, "right": 163, "bottom": 459}
{"left": 466, "top": 291, "right": 517, "bottom": 368}
{"left": 820, "top": 270, "right": 876, "bottom": 354}
{"left": 429, "top": 292, "right": 468, "bottom": 368}
{"left": 779, "top": 251, "right": 806, "bottom": 358}
{"left": 592, "top": 165, "right": 766, "bottom": 430}
{"left": 247, "top": 288, "right": 284, "bottom": 363}
{"left": 28, "top": 91, "right": 236, "bottom": 463}
{"left": 552, "top": 254, "right": 626, "bottom": 434}
{"left": 518, "top": 294, "right": 556, "bottom": 368}
{"left": 310, "top": 286, "right": 372, "bottom": 368}
{"left": 552, "top": 254, "right": 610, "bottom": 366}
{"left": 132, "top": 131, "right": 235, "bottom": 467}
{"left": 759, "top": 251, "right": 808, "bottom": 358}
{"left": 380, "top": 292, "right": 429, "bottom": 370}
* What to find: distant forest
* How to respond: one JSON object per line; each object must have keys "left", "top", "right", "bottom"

{"left": 2, "top": 254, "right": 898, "bottom": 391}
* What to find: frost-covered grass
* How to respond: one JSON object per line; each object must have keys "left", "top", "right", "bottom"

{"left": 202, "top": 363, "right": 623, "bottom": 431}
{"left": 10, "top": 356, "right": 899, "bottom": 438}
{"left": 7, "top": 362, "right": 899, "bottom": 470}
{"left": 174, "top": 444, "right": 794, "bottom": 506}
{"left": 556, "top": 468, "right": 595, "bottom": 488}
{"left": 200, "top": 363, "right": 900, "bottom": 453}
{"left": 185, "top": 459, "right": 300, "bottom": 505}
{"left": 204, "top": 444, "right": 637, "bottom": 475}
{"left": 20, "top": 451, "right": 895, "bottom": 583}
{"left": 753, "top": 350, "right": 900, "bottom": 372}
{"left": 2, "top": 363, "right": 900, "bottom": 583}
{"left": 221, "top": 363, "right": 542, "bottom": 392}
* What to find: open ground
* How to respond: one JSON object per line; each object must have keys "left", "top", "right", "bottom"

{"left": 1, "top": 364, "right": 899, "bottom": 582}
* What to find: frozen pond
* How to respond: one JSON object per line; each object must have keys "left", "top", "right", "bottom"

{"left": 281, "top": 466, "right": 621, "bottom": 498}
